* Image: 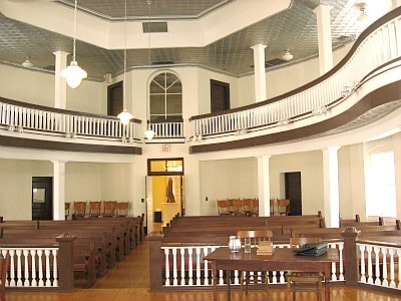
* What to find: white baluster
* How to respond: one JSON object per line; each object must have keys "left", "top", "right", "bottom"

{"left": 374, "top": 246, "right": 381, "bottom": 285}
{"left": 188, "top": 248, "right": 193, "bottom": 286}
{"left": 164, "top": 248, "right": 170, "bottom": 286}
{"left": 366, "top": 245, "right": 373, "bottom": 284}
{"left": 30, "top": 249, "right": 37, "bottom": 287}
{"left": 8, "top": 249, "right": 16, "bottom": 287}
{"left": 37, "top": 250, "right": 44, "bottom": 287}
{"left": 180, "top": 248, "right": 186, "bottom": 286}
{"left": 172, "top": 248, "right": 178, "bottom": 286}
{"left": 45, "top": 249, "right": 51, "bottom": 287}
{"left": 23, "top": 250, "right": 29, "bottom": 286}
{"left": 195, "top": 247, "right": 201, "bottom": 286}
{"left": 359, "top": 244, "right": 366, "bottom": 283}
{"left": 218, "top": 269, "right": 224, "bottom": 285}
{"left": 338, "top": 243, "right": 344, "bottom": 281}
{"left": 388, "top": 248, "right": 395, "bottom": 288}
{"left": 203, "top": 247, "right": 209, "bottom": 286}
{"left": 16, "top": 249, "right": 22, "bottom": 287}
{"left": 382, "top": 247, "right": 388, "bottom": 287}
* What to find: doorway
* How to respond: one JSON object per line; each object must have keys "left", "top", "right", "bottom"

{"left": 32, "top": 177, "right": 53, "bottom": 220}
{"left": 146, "top": 158, "right": 184, "bottom": 233}
{"left": 284, "top": 172, "right": 302, "bottom": 215}
{"left": 210, "top": 79, "right": 230, "bottom": 113}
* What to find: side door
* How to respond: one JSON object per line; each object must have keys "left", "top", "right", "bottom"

{"left": 32, "top": 177, "right": 53, "bottom": 220}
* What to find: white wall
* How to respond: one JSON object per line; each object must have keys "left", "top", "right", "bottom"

{"left": 0, "top": 64, "right": 106, "bottom": 114}
{"left": 0, "top": 158, "right": 53, "bottom": 220}
{"left": 199, "top": 157, "right": 258, "bottom": 215}
{"left": 269, "top": 151, "right": 324, "bottom": 215}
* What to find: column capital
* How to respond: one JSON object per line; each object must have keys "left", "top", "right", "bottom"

{"left": 251, "top": 44, "right": 267, "bottom": 50}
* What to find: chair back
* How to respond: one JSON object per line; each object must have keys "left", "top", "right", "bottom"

{"left": 73, "top": 201, "right": 87, "bottom": 219}
{"left": 103, "top": 201, "right": 117, "bottom": 218}
{"left": 65, "top": 202, "right": 70, "bottom": 220}
{"left": 277, "top": 198, "right": 290, "bottom": 215}
{"left": 89, "top": 201, "right": 102, "bottom": 218}
{"left": 117, "top": 202, "right": 129, "bottom": 217}
{"left": 237, "top": 230, "right": 273, "bottom": 246}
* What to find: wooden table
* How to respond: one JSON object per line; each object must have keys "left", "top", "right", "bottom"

{"left": 204, "top": 247, "right": 339, "bottom": 301}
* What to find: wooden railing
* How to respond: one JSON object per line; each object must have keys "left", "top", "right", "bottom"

{"left": 189, "top": 7, "right": 401, "bottom": 142}
{"left": 148, "top": 228, "right": 401, "bottom": 294}
{"left": 0, "top": 234, "right": 76, "bottom": 292}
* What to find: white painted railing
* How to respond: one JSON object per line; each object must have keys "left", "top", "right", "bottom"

{"left": 149, "top": 121, "right": 184, "bottom": 140}
{"left": 160, "top": 241, "right": 344, "bottom": 288}
{"left": 357, "top": 242, "right": 401, "bottom": 290}
{"left": 0, "top": 100, "right": 141, "bottom": 143}
{"left": 0, "top": 247, "right": 59, "bottom": 288}
{"left": 190, "top": 10, "right": 401, "bottom": 141}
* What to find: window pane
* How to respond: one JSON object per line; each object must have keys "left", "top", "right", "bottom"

{"left": 167, "top": 95, "right": 182, "bottom": 115}
{"left": 366, "top": 151, "right": 396, "bottom": 218}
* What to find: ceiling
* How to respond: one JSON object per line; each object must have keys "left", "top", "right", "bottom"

{"left": 0, "top": 0, "right": 394, "bottom": 82}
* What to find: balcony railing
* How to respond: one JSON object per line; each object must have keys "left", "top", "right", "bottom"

{"left": 0, "top": 98, "right": 142, "bottom": 144}
{"left": 189, "top": 7, "right": 401, "bottom": 143}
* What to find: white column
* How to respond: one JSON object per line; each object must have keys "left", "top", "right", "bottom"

{"left": 53, "top": 51, "right": 69, "bottom": 109}
{"left": 257, "top": 155, "right": 271, "bottom": 216}
{"left": 52, "top": 160, "right": 66, "bottom": 220}
{"left": 322, "top": 146, "right": 340, "bottom": 227}
{"left": 313, "top": 5, "right": 333, "bottom": 75}
{"left": 251, "top": 44, "right": 267, "bottom": 102}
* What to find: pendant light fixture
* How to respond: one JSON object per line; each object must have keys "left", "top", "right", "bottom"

{"left": 144, "top": 0, "right": 155, "bottom": 140}
{"left": 282, "top": 49, "right": 294, "bottom": 61}
{"left": 61, "top": 0, "right": 87, "bottom": 88}
{"left": 117, "top": 0, "right": 133, "bottom": 125}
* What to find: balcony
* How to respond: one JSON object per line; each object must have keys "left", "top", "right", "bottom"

{"left": 1, "top": 7, "right": 401, "bottom": 155}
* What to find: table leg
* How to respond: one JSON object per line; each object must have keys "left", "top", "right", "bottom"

{"left": 325, "top": 266, "right": 330, "bottom": 301}
{"left": 212, "top": 263, "right": 217, "bottom": 301}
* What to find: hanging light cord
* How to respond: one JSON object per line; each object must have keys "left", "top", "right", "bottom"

{"left": 123, "top": 0, "right": 127, "bottom": 106}
{"left": 72, "top": 0, "right": 78, "bottom": 62}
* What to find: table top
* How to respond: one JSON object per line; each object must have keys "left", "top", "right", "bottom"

{"left": 204, "top": 247, "right": 339, "bottom": 264}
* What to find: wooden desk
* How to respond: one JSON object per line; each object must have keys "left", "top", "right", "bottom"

{"left": 204, "top": 247, "right": 339, "bottom": 301}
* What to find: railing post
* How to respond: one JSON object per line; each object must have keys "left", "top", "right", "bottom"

{"left": 56, "top": 233, "right": 76, "bottom": 292}
{"left": 341, "top": 227, "right": 360, "bottom": 286}
{"left": 146, "top": 232, "right": 164, "bottom": 292}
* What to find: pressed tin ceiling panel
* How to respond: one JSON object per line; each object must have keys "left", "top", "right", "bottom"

{"left": 0, "top": 0, "right": 394, "bottom": 81}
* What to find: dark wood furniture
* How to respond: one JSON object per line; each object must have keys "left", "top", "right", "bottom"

{"left": 204, "top": 247, "right": 339, "bottom": 301}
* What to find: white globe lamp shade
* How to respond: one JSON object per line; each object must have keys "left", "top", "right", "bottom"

{"left": 117, "top": 109, "right": 133, "bottom": 125}
{"left": 144, "top": 129, "right": 155, "bottom": 140}
{"left": 61, "top": 60, "right": 87, "bottom": 88}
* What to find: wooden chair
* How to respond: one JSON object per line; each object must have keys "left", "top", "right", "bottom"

{"left": 0, "top": 253, "right": 10, "bottom": 301}
{"left": 103, "top": 201, "right": 117, "bottom": 218}
{"left": 247, "top": 198, "right": 259, "bottom": 216}
{"left": 117, "top": 202, "right": 129, "bottom": 217}
{"left": 237, "top": 230, "right": 273, "bottom": 299}
{"left": 232, "top": 199, "right": 246, "bottom": 215}
{"left": 287, "top": 237, "right": 324, "bottom": 301}
{"left": 65, "top": 202, "right": 70, "bottom": 220}
{"left": 89, "top": 201, "right": 102, "bottom": 218}
{"left": 73, "top": 201, "right": 87, "bottom": 219}
{"left": 270, "top": 198, "right": 276, "bottom": 215}
{"left": 277, "top": 198, "right": 290, "bottom": 216}
{"left": 217, "top": 200, "right": 230, "bottom": 215}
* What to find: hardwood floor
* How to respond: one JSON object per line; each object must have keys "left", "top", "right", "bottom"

{"left": 5, "top": 239, "right": 401, "bottom": 301}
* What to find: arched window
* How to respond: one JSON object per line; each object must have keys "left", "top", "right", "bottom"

{"left": 149, "top": 72, "right": 182, "bottom": 122}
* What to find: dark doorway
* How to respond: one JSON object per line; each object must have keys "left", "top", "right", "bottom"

{"left": 32, "top": 177, "right": 53, "bottom": 220}
{"left": 210, "top": 79, "right": 230, "bottom": 113}
{"left": 107, "top": 81, "right": 123, "bottom": 116}
{"left": 284, "top": 172, "right": 302, "bottom": 215}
